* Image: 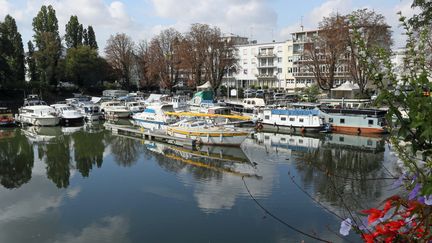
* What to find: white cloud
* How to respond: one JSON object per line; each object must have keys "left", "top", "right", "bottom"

{"left": 150, "top": 0, "right": 277, "bottom": 41}
{"left": 54, "top": 216, "right": 130, "bottom": 243}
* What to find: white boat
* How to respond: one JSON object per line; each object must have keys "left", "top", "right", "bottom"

{"left": 77, "top": 102, "right": 103, "bottom": 121}
{"left": 50, "top": 104, "right": 84, "bottom": 126}
{"left": 131, "top": 104, "right": 177, "bottom": 131}
{"left": 125, "top": 101, "right": 145, "bottom": 113}
{"left": 258, "top": 108, "right": 324, "bottom": 132}
{"left": 100, "top": 101, "right": 130, "bottom": 118}
{"left": 166, "top": 119, "right": 250, "bottom": 146}
{"left": 16, "top": 105, "right": 60, "bottom": 126}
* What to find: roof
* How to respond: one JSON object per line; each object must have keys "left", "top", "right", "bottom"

{"left": 331, "top": 81, "right": 360, "bottom": 91}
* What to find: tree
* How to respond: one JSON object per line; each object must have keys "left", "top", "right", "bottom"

{"left": 26, "top": 41, "right": 38, "bottom": 84}
{"left": 64, "top": 15, "right": 83, "bottom": 49}
{"left": 301, "top": 14, "right": 350, "bottom": 91}
{"left": 0, "top": 15, "right": 25, "bottom": 88}
{"left": 180, "top": 23, "right": 209, "bottom": 88}
{"left": 202, "top": 26, "right": 236, "bottom": 93}
{"left": 347, "top": 9, "right": 392, "bottom": 94}
{"left": 147, "top": 28, "right": 182, "bottom": 91}
{"left": 64, "top": 45, "right": 104, "bottom": 89}
{"left": 32, "top": 5, "right": 61, "bottom": 87}
{"left": 87, "top": 26, "right": 98, "bottom": 50}
{"left": 135, "top": 40, "right": 157, "bottom": 90}
{"left": 105, "top": 33, "right": 135, "bottom": 90}
{"left": 82, "top": 28, "right": 88, "bottom": 46}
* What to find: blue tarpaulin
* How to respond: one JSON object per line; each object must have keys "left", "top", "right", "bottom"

{"left": 271, "top": 109, "right": 319, "bottom": 116}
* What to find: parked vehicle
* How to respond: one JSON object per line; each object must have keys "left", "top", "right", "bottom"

{"left": 256, "top": 90, "right": 265, "bottom": 98}
{"left": 273, "top": 93, "right": 285, "bottom": 100}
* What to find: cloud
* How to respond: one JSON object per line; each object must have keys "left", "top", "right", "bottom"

{"left": 150, "top": 0, "right": 277, "bottom": 41}
{"left": 54, "top": 216, "right": 130, "bottom": 243}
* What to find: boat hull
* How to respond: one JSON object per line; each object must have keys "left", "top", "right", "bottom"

{"left": 330, "top": 125, "right": 386, "bottom": 134}
{"left": 18, "top": 115, "right": 59, "bottom": 126}
{"left": 167, "top": 128, "right": 249, "bottom": 146}
{"left": 132, "top": 118, "right": 167, "bottom": 131}
{"left": 261, "top": 123, "right": 323, "bottom": 133}
{"left": 104, "top": 110, "right": 130, "bottom": 118}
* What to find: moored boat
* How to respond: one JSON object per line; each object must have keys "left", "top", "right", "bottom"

{"left": 16, "top": 105, "right": 60, "bottom": 126}
{"left": 166, "top": 119, "right": 250, "bottom": 146}
{"left": 50, "top": 104, "right": 84, "bottom": 126}
{"left": 0, "top": 107, "right": 16, "bottom": 127}
{"left": 131, "top": 104, "right": 177, "bottom": 131}
{"left": 258, "top": 108, "right": 324, "bottom": 133}
{"left": 100, "top": 101, "right": 130, "bottom": 118}
{"left": 320, "top": 108, "right": 387, "bottom": 134}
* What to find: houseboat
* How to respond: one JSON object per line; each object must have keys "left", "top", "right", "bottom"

{"left": 320, "top": 108, "right": 387, "bottom": 134}
{"left": 0, "top": 107, "right": 15, "bottom": 127}
{"left": 166, "top": 119, "right": 251, "bottom": 146}
{"left": 16, "top": 105, "right": 60, "bottom": 126}
{"left": 258, "top": 109, "right": 324, "bottom": 132}
{"left": 131, "top": 104, "right": 177, "bottom": 131}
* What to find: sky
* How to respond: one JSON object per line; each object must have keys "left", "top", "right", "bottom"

{"left": 0, "top": 0, "right": 418, "bottom": 52}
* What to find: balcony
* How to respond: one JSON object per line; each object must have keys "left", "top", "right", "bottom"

{"left": 256, "top": 52, "right": 276, "bottom": 58}
{"left": 257, "top": 64, "right": 276, "bottom": 69}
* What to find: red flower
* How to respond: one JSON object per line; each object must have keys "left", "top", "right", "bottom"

{"left": 362, "top": 208, "right": 384, "bottom": 225}
{"left": 362, "top": 233, "right": 374, "bottom": 243}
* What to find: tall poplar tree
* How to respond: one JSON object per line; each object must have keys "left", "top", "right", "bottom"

{"left": 0, "top": 15, "right": 25, "bottom": 88}
{"left": 26, "top": 41, "right": 38, "bottom": 83}
{"left": 32, "top": 5, "right": 61, "bottom": 86}
{"left": 65, "top": 15, "right": 83, "bottom": 49}
{"left": 87, "top": 26, "right": 98, "bottom": 50}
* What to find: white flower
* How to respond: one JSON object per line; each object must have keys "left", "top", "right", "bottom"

{"left": 339, "top": 218, "right": 352, "bottom": 236}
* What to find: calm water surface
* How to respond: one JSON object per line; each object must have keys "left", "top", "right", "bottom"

{"left": 0, "top": 124, "right": 399, "bottom": 243}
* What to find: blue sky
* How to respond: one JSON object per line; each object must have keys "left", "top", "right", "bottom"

{"left": 0, "top": 0, "right": 416, "bottom": 51}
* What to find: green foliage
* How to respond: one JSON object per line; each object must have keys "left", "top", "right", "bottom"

{"left": 64, "top": 15, "right": 83, "bottom": 48}
{"left": 26, "top": 41, "right": 38, "bottom": 83}
{"left": 303, "top": 84, "right": 320, "bottom": 102}
{"left": 32, "top": 5, "right": 61, "bottom": 88}
{"left": 87, "top": 26, "right": 98, "bottom": 50}
{"left": 64, "top": 46, "right": 106, "bottom": 90}
{"left": 219, "top": 85, "right": 227, "bottom": 97}
{"left": 0, "top": 15, "right": 25, "bottom": 89}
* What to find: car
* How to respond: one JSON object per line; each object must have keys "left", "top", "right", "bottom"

{"left": 256, "top": 90, "right": 265, "bottom": 98}
{"left": 273, "top": 93, "right": 285, "bottom": 100}
{"left": 243, "top": 89, "right": 256, "bottom": 98}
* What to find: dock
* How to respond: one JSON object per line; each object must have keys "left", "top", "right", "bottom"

{"left": 104, "top": 124, "right": 196, "bottom": 149}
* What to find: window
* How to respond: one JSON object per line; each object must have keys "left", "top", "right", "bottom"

{"left": 281, "top": 137, "right": 286, "bottom": 142}
{"left": 299, "top": 139, "right": 303, "bottom": 144}
{"left": 367, "top": 140, "right": 373, "bottom": 146}
{"left": 277, "top": 46, "right": 282, "bottom": 52}
{"left": 278, "top": 57, "right": 282, "bottom": 63}
{"left": 340, "top": 118, "right": 345, "bottom": 124}
{"left": 278, "top": 68, "right": 282, "bottom": 74}
{"left": 243, "top": 49, "right": 247, "bottom": 55}
{"left": 289, "top": 117, "right": 295, "bottom": 121}
{"left": 264, "top": 115, "right": 270, "bottom": 120}
{"left": 243, "top": 69, "right": 248, "bottom": 75}
{"left": 288, "top": 68, "right": 292, "bottom": 73}
{"left": 299, "top": 118, "right": 304, "bottom": 122}
{"left": 281, "top": 117, "right": 286, "bottom": 121}
{"left": 368, "top": 120, "right": 374, "bottom": 125}
{"left": 339, "top": 137, "right": 344, "bottom": 142}
{"left": 265, "top": 136, "right": 270, "bottom": 140}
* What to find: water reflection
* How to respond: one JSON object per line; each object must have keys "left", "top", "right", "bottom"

{"left": 293, "top": 133, "right": 392, "bottom": 213}
{"left": 0, "top": 129, "right": 33, "bottom": 189}
{"left": 73, "top": 129, "right": 105, "bottom": 177}
{"left": 110, "top": 136, "right": 142, "bottom": 167}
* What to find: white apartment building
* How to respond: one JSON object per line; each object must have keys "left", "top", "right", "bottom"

{"left": 223, "top": 30, "right": 353, "bottom": 92}
{"left": 224, "top": 41, "right": 286, "bottom": 89}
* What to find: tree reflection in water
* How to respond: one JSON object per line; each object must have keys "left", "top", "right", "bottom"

{"left": 110, "top": 136, "right": 142, "bottom": 167}
{"left": 293, "top": 136, "right": 388, "bottom": 214}
{"left": 45, "top": 135, "right": 71, "bottom": 188}
{"left": 73, "top": 130, "right": 105, "bottom": 177}
{"left": 0, "top": 129, "right": 34, "bottom": 189}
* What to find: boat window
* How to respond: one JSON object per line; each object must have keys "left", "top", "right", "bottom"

{"left": 299, "top": 118, "right": 304, "bottom": 122}
{"left": 339, "top": 137, "right": 344, "bottom": 142}
{"left": 252, "top": 101, "right": 256, "bottom": 105}
{"left": 329, "top": 118, "right": 333, "bottom": 123}
{"left": 289, "top": 117, "right": 295, "bottom": 121}
{"left": 367, "top": 140, "right": 373, "bottom": 146}
{"left": 281, "top": 137, "right": 286, "bottom": 142}
{"left": 264, "top": 115, "right": 270, "bottom": 120}
{"left": 340, "top": 118, "right": 345, "bottom": 124}
{"left": 264, "top": 136, "right": 270, "bottom": 140}
{"left": 281, "top": 117, "right": 286, "bottom": 121}
{"left": 299, "top": 139, "right": 303, "bottom": 144}
{"left": 368, "top": 119, "right": 374, "bottom": 125}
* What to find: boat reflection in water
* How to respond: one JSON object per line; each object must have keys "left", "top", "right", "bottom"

{"left": 21, "top": 126, "right": 63, "bottom": 143}
{"left": 293, "top": 132, "right": 395, "bottom": 215}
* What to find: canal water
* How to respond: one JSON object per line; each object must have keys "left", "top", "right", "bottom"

{"left": 0, "top": 124, "right": 400, "bottom": 243}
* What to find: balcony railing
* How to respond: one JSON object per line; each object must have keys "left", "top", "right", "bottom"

{"left": 256, "top": 52, "right": 276, "bottom": 58}
{"left": 257, "top": 64, "right": 276, "bottom": 68}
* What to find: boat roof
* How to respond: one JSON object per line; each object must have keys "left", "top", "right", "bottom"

{"left": 271, "top": 109, "right": 320, "bottom": 116}
{"left": 320, "top": 108, "right": 387, "bottom": 116}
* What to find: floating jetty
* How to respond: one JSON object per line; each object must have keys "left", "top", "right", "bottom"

{"left": 104, "top": 123, "right": 196, "bottom": 149}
